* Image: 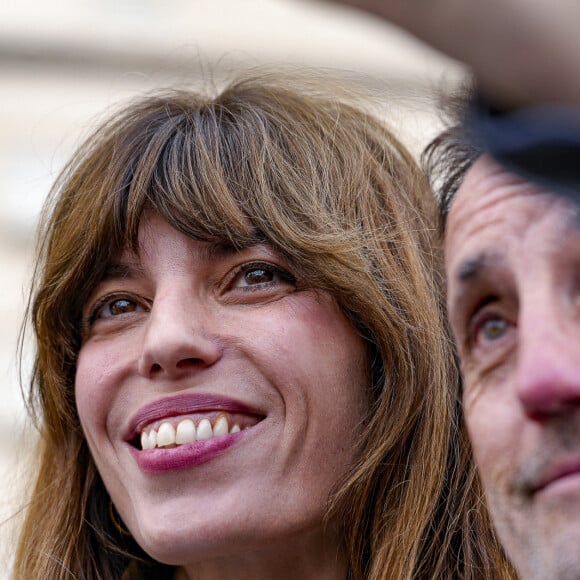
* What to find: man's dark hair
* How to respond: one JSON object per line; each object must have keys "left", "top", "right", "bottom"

{"left": 421, "top": 87, "right": 483, "bottom": 234}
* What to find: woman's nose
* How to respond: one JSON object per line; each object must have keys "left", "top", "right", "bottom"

{"left": 136, "top": 292, "right": 223, "bottom": 379}
{"left": 516, "top": 297, "right": 580, "bottom": 419}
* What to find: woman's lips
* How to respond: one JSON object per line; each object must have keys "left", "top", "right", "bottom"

{"left": 126, "top": 393, "right": 265, "bottom": 473}
{"left": 130, "top": 430, "right": 246, "bottom": 472}
{"left": 140, "top": 412, "right": 258, "bottom": 449}
{"left": 531, "top": 456, "right": 580, "bottom": 496}
{"left": 127, "top": 392, "right": 264, "bottom": 440}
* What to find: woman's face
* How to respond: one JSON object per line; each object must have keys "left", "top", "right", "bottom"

{"left": 75, "top": 212, "right": 368, "bottom": 569}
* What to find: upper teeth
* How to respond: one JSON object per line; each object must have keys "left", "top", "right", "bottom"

{"left": 141, "top": 414, "right": 241, "bottom": 450}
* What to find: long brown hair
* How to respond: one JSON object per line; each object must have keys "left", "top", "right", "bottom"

{"left": 15, "top": 71, "right": 512, "bottom": 579}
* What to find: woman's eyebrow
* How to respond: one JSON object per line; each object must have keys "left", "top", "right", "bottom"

{"left": 100, "top": 243, "right": 254, "bottom": 280}
{"left": 201, "top": 241, "right": 240, "bottom": 261}
{"left": 101, "top": 261, "right": 145, "bottom": 281}
{"left": 201, "top": 240, "right": 270, "bottom": 261}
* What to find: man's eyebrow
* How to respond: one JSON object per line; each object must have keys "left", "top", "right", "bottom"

{"left": 449, "top": 251, "right": 504, "bottom": 311}
{"left": 457, "top": 254, "right": 489, "bottom": 283}
{"left": 447, "top": 253, "right": 494, "bottom": 322}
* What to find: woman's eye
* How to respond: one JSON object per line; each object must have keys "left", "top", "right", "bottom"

{"left": 243, "top": 268, "right": 274, "bottom": 285}
{"left": 91, "top": 296, "right": 145, "bottom": 322}
{"left": 230, "top": 262, "right": 296, "bottom": 290}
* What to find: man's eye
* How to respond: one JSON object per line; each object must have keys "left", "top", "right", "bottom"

{"left": 472, "top": 315, "right": 510, "bottom": 346}
{"left": 480, "top": 317, "right": 508, "bottom": 341}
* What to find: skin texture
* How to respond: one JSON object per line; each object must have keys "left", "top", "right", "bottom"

{"left": 329, "top": 0, "right": 580, "bottom": 107}
{"left": 75, "top": 212, "right": 369, "bottom": 580}
{"left": 445, "top": 156, "right": 580, "bottom": 579}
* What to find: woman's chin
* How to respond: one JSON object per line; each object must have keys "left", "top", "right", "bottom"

{"left": 132, "top": 520, "right": 236, "bottom": 565}
{"left": 128, "top": 506, "right": 336, "bottom": 570}
{"left": 131, "top": 515, "right": 277, "bottom": 566}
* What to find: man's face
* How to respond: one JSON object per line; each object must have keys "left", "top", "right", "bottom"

{"left": 445, "top": 156, "right": 580, "bottom": 580}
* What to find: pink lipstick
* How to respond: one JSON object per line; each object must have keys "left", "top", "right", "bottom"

{"left": 126, "top": 393, "right": 264, "bottom": 472}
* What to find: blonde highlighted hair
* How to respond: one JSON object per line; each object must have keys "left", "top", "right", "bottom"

{"left": 16, "top": 71, "right": 512, "bottom": 579}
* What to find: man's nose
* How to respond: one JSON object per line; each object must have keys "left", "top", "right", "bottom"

{"left": 136, "top": 290, "right": 223, "bottom": 379}
{"left": 516, "top": 297, "right": 580, "bottom": 419}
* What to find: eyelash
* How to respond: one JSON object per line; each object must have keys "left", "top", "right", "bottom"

{"left": 467, "top": 299, "right": 512, "bottom": 349}
{"left": 83, "top": 261, "right": 297, "bottom": 329}
{"left": 228, "top": 261, "right": 296, "bottom": 290}
{"left": 470, "top": 313, "right": 506, "bottom": 343}
{"left": 87, "top": 293, "right": 148, "bottom": 326}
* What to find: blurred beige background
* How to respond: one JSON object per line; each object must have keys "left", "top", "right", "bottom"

{"left": 0, "top": 0, "right": 464, "bottom": 573}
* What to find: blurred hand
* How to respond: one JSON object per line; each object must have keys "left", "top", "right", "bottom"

{"left": 328, "top": 0, "right": 580, "bottom": 108}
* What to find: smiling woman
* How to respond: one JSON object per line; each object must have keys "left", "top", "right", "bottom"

{"left": 76, "top": 212, "right": 369, "bottom": 571}
{"left": 15, "top": 71, "right": 513, "bottom": 579}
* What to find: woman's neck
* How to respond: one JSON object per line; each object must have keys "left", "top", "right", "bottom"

{"left": 173, "top": 529, "right": 348, "bottom": 580}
